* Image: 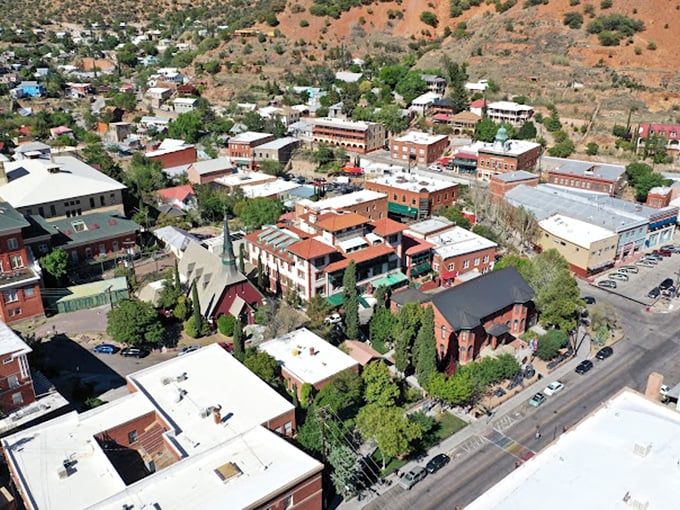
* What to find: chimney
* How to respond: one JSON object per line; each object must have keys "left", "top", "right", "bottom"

{"left": 645, "top": 372, "right": 664, "bottom": 401}
{"left": 309, "top": 347, "right": 315, "bottom": 356}
{"left": 213, "top": 405, "right": 222, "bottom": 424}
{"left": 0, "top": 161, "right": 6, "bottom": 186}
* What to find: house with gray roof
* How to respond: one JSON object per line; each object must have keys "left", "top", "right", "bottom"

{"left": 431, "top": 267, "right": 536, "bottom": 366}
{"left": 543, "top": 156, "right": 626, "bottom": 197}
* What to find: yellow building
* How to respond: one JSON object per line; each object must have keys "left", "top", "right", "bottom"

{"left": 538, "top": 214, "right": 619, "bottom": 276}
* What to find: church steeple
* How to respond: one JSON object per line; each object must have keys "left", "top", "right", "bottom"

{"left": 222, "top": 214, "right": 237, "bottom": 272}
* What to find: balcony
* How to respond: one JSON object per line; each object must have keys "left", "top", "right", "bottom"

{"left": 0, "top": 268, "right": 40, "bottom": 289}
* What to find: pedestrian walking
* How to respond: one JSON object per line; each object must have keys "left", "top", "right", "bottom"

{"left": 535, "top": 431, "right": 542, "bottom": 440}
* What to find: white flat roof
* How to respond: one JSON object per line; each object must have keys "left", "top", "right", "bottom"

{"left": 229, "top": 131, "right": 272, "bottom": 143}
{"left": 425, "top": 226, "right": 497, "bottom": 258}
{"left": 393, "top": 131, "right": 448, "bottom": 145}
{"left": 301, "top": 189, "right": 386, "bottom": 211}
{"left": 463, "top": 139, "right": 541, "bottom": 157}
{"left": 1, "top": 156, "right": 126, "bottom": 208}
{"left": 539, "top": 213, "right": 616, "bottom": 247}
{"left": 259, "top": 328, "right": 359, "bottom": 386}
{"left": 2, "top": 345, "right": 317, "bottom": 510}
{"left": 487, "top": 101, "right": 534, "bottom": 112}
{"left": 368, "top": 174, "right": 457, "bottom": 193}
{"left": 215, "top": 171, "right": 274, "bottom": 188}
{"left": 313, "top": 117, "right": 379, "bottom": 131}
{"left": 0, "top": 320, "right": 31, "bottom": 357}
{"left": 146, "top": 87, "right": 170, "bottom": 94}
{"left": 173, "top": 97, "right": 197, "bottom": 105}
{"left": 406, "top": 216, "right": 455, "bottom": 238}
{"left": 243, "top": 180, "right": 301, "bottom": 198}
{"left": 468, "top": 389, "right": 680, "bottom": 510}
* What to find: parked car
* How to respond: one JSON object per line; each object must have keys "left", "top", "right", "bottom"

{"left": 660, "top": 244, "right": 676, "bottom": 252}
{"left": 648, "top": 287, "right": 661, "bottom": 299}
{"left": 647, "top": 252, "right": 664, "bottom": 261}
{"left": 575, "top": 359, "right": 594, "bottom": 375}
{"left": 582, "top": 296, "right": 596, "bottom": 305}
{"left": 120, "top": 347, "right": 148, "bottom": 358}
{"left": 324, "top": 313, "right": 342, "bottom": 324}
{"left": 399, "top": 466, "right": 427, "bottom": 490}
{"left": 543, "top": 381, "right": 565, "bottom": 396}
{"left": 619, "top": 265, "right": 639, "bottom": 274}
{"left": 177, "top": 344, "right": 200, "bottom": 356}
{"left": 529, "top": 393, "right": 546, "bottom": 407}
{"left": 93, "top": 343, "right": 117, "bottom": 354}
{"left": 637, "top": 259, "right": 657, "bottom": 267}
{"left": 658, "top": 248, "right": 674, "bottom": 257}
{"left": 426, "top": 453, "right": 450, "bottom": 474}
{"left": 609, "top": 272, "right": 629, "bottom": 282}
{"left": 595, "top": 346, "right": 613, "bottom": 360}
{"left": 659, "top": 278, "right": 674, "bottom": 290}
{"left": 597, "top": 280, "right": 617, "bottom": 289}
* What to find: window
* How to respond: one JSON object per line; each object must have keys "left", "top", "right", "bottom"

{"left": 283, "top": 495, "right": 293, "bottom": 510}
{"left": 24, "top": 287, "right": 34, "bottom": 298}
{"left": 3, "top": 290, "right": 18, "bottom": 303}
{"left": 128, "top": 430, "right": 138, "bottom": 444}
{"left": 38, "top": 207, "right": 44, "bottom": 216}
{"left": 12, "top": 393, "right": 23, "bottom": 406}
{"left": 85, "top": 247, "right": 93, "bottom": 259}
{"left": 3, "top": 357, "right": 12, "bottom": 365}
{"left": 72, "top": 220, "right": 87, "bottom": 232}
{"left": 441, "top": 326, "right": 447, "bottom": 339}
{"left": 8, "top": 375, "right": 18, "bottom": 389}
{"left": 448, "top": 263, "right": 454, "bottom": 270}
{"left": 10, "top": 255, "right": 23, "bottom": 269}
{"left": 7, "top": 238, "right": 18, "bottom": 250}
{"left": 99, "top": 244, "right": 106, "bottom": 255}
{"left": 483, "top": 255, "right": 489, "bottom": 263}
{"left": 112, "top": 241, "right": 119, "bottom": 252}
{"left": 474, "top": 257, "right": 480, "bottom": 266}
{"left": 100, "top": 196, "right": 105, "bottom": 206}
{"left": 463, "top": 260, "right": 470, "bottom": 269}
{"left": 90, "top": 197, "right": 95, "bottom": 208}
{"left": 284, "top": 422, "right": 292, "bottom": 435}
{"left": 49, "top": 205, "right": 56, "bottom": 216}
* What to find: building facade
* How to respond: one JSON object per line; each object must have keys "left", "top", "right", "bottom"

{"left": 0, "top": 203, "right": 43, "bottom": 324}
{"left": 476, "top": 129, "right": 542, "bottom": 181}
{"left": 253, "top": 137, "right": 300, "bottom": 165}
{"left": 295, "top": 190, "right": 389, "bottom": 222}
{"left": 637, "top": 123, "right": 680, "bottom": 154}
{"left": 489, "top": 171, "right": 539, "bottom": 203}
{"left": 390, "top": 132, "right": 449, "bottom": 166}
{"left": 485, "top": 101, "right": 534, "bottom": 126}
{"left": 228, "top": 132, "right": 276, "bottom": 168}
{"left": 312, "top": 118, "right": 385, "bottom": 154}
{"left": 544, "top": 157, "right": 626, "bottom": 197}
{"left": 0, "top": 322, "right": 36, "bottom": 414}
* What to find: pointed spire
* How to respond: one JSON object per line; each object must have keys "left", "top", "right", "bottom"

{"left": 222, "top": 214, "right": 237, "bottom": 272}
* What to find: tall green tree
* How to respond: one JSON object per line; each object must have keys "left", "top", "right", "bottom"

{"left": 127, "top": 153, "right": 165, "bottom": 196}
{"left": 342, "top": 261, "right": 360, "bottom": 339}
{"left": 415, "top": 306, "right": 437, "bottom": 386}
{"left": 234, "top": 197, "right": 283, "bottom": 229}
{"left": 238, "top": 244, "right": 246, "bottom": 273}
{"left": 191, "top": 281, "right": 202, "bottom": 325}
{"left": 168, "top": 111, "right": 203, "bottom": 143}
{"left": 369, "top": 305, "right": 395, "bottom": 346}
{"left": 393, "top": 303, "right": 421, "bottom": 373}
{"left": 39, "top": 248, "right": 69, "bottom": 284}
{"left": 474, "top": 118, "right": 499, "bottom": 142}
{"left": 233, "top": 318, "right": 245, "bottom": 361}
{"left": 174, "top": 260, "right": 182, "bottom": 293}
{"left": 157, "top": 270, "right": 182, "bottom": 309}
{"left": 442, "top": 56, "right": 469, "bottom": 113}
{"left": 244, "top": 349, "right": 281, "bottom": 387}
{"left": 362, "top": 361, "right": 399, "bottom": 408}
{"left": 106, "top": 299, "right": 164, "bottom": 345}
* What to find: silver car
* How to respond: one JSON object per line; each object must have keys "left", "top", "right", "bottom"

{"left": 609, "top": 272, "right": 629, "bottom": 282}
{"left": 399, "top": 466, "right": 427, "bottom": 490}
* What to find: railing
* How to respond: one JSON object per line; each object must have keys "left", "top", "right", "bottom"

{"left": 0, "top": 268, "right": 38, "bottom": 286}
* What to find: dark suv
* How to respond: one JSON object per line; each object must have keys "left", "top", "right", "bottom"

{"left": 595, "top": 346, "right": 613, "bottom": 360}
{"left": 120, "top": 347, "right": 147, "bottom": 358}
{"left": 426, "top": 453, "right": 450, "bottom": 474}
{"left": 575, "top": 359, "right": 594, "bottom": 375}
{"left": 659, "top": 278, "right": 675, "bottom": 291}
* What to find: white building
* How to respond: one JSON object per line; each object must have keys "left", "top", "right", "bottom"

{"left": 2, "top": 344, "right": 323, "bottom": 510}
{"left": 172, "top": 97, "right": 198, "bottom": 114}
{"left": 468, "top": 389, "right": 680, "bottom": 510}
{"left": 485, "top": 101, "right": 534, "bottom": 126}
{"left": 409, "top": 92, "right": 441, "bottom": 116}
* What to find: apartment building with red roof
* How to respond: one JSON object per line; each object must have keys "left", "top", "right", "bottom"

{"left": 637, "top": 123, "right": 680, "bottom": 154}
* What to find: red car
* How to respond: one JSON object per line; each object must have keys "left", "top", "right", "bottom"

{"left": 657, "top": 248, "right": 673, "bottom": 257}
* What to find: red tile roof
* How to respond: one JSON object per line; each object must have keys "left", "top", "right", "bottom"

{"left": 343, "top": 340, "right": 382, "bottom": 366}
{"left": 325, "top": 244, "right": 395, "bottom": 273}
{"left": 315, "top": 212, "right": 369, "bottom": 232}
{"left": 370, "top": 218, "right": 407, "bottom": 237}
{"left": 638, "top": 123, "right": 680, "bottom": 140}
{"left": 287, "top": 238, "right": 337, "bottom": 260}
{"left": 403, "top": 235, "right": 435, "bottom": 256}
{"left": 433, "top": 113, "right": 452, "bottom": 122}
{"left": 156, "top": 184, "right": 194, "bottom": 202}
{"left": 469, "top": 99, "right": 487, "bottom": 108}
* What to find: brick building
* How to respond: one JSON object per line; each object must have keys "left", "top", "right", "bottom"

{"left": 295, "top": 190, "right": 389, "bottom": 222}
{"left": 365, "top": 173, "right": 458, "bottom": 220}
{"left": 390, "top": 131, "right": 449, "bottom": 166}
{"left": 2, "top": 344, "right": 323, "bottom": 510}
{"left": 0, "top": 321, "right": 35, "bottom": 414}
{"left": 186, "top": 158, "right": 234, "bottom": 185}
{"left": 253, "top": 137, "right": 300, "bottom": 165}
{"left": 312, "top": 118, "right": 386, "bottom": 154}
{"left": 145, "top": 140, "right": 198, "bottom": 169}
{"left": 646, "top": 186, "right": 672, "bottom": 209}
{"left": 0, "top": 154, "right": 126, "bottom": 220}
{"left": 474, "top": 127, "right": 542, "bottom": 181}
{"left": 259, "top": 328, "right": 360, "bottom": 398}
{"left": 227, "top": 131, "right": 275, "bottom": 168}
{"left": 0, "top": 203, "right": 43, "bottom": 324}
{"left": 489, "top": 170, "right": 539, "bottom": 203}
{"left": 544, "top": 157, "right": 626, "bottom": 197}
{"left": 431, "top": 267, "right": 536, "bottom": 367}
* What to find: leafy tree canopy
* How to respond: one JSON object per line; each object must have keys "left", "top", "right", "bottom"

{"left": 106, "top": 299, "right": 164, "bottom": 345}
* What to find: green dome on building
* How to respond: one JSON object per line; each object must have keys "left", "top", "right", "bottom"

{"left": 495, "top": 126, "right": 509, "bottom": 145}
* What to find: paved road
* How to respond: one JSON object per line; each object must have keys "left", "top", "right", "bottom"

{"left": 359, "top": 278, "right": 680, "bottom": 510}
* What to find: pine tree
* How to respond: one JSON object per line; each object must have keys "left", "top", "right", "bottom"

{"left": 233, "top": 318, "right": 245, "bottom": 362}
{"left": 238, "top": 244, "right": 246, "bottom": 273}
{"left": 191, "top": 281, "right": 201, "bottom": 326}
{"left": 174, "top": 259, "right": 182, "bottom": 293}
{"left": 343, "top": 261, "right": 360, "bottom": 339}
{"left": 415, "top": 306, "right": 437, "bottom": 387}
{"left": 257, "top": 256, "right": 265, "bottom": 290}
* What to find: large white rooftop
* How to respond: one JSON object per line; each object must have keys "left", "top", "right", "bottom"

{"left": 1, "top": 156, "right": 126, "bottom": 208}
{"left": 259, "top": 328, "right": 359, "bottom": 386}
{"left": 392, "top": 131, "right": 448, "bottom": 145}
{"left": 2, "top": 344, "right": 319, "bottom": 510}
{"left": 313, "top": 117, "right": 378, "bottom": 131}
{"left": 214, "top": 170, "right": 275, "bottom": 188}
{"left": 420, "top": 225, "right": 497, "bottom": 259}
{"left": 229, "top": 131, "right": 273, "bottom": 143}
{"left": 539, "top": 213, "right": 617, "bottom": 247}
{"left": 243, "top": 179, "right": 301, "bottom": 199}
{"left": 0, "top": 320, "right": 31, "bottom": 357}
{"left": 300, "top": 189, "right": 387, "bottom": 212}
{"left": 468, "top": 389, "right": 680, "bottom": 510}
{"left": 368, "top": 173, "right": 457, "bottom": 193}
{"left": 487, "top": 101, "right": 534, "bottom": 112}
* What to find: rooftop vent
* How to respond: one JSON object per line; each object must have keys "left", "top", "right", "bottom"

{"left": 214, "top": 462, "right": 242, "bottom": 483}
{"left": 633, "top": 442, "right": 652, "bottom": 457}
{"left": 161, "top": 377, "right": 172, "bottom": 385}
{"left": 175, "top": 372, "right": 188, "bottom": 382}
{"left": 46, "top": 165, "right": 60, "bottom": 174}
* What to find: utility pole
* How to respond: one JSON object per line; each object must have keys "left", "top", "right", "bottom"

{"left": 315, "top": 406, "right": 331, "bottom": 509}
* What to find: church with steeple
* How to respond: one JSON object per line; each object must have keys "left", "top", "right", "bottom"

{"left": 178, "top": 216, "right": 263, "bottom": 325}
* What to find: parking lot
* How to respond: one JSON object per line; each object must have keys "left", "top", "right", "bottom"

{"left": 592, "top": 247, "right": 680, "bottom": 304}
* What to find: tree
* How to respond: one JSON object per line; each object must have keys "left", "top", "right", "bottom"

{"left": 168, "top": 111, "right": 203, "bottom": 143}
{"left": 217, "top": 315, "right": 236, "bottom": 336}
{"left": 475, "top": 118, "right": 499, "bottom": 142}
{"left": 342, "top": 261, "right": 360, "bottom": 339}
{"left": 234, "top": 197, "right": 283, "bottom": 229}
{"left": 438, "top": 205, "right": 471, "bottom": 229}
{"left": 373, "top": 104, "right": 408, "bottom": 134}
{"left": 362, "top": 361, "right": 399, "bottom": 407}
{"left": 191, "top": 281, "right": 202, "bottom": 327}
{"left": 244, "top": 349, "right": 281, "bottom": 387}
{"left": 472, "top": 224, "right": 500, "bottom": 244}
{"left": 257, "top": 159, "right": 286, "bottom": 177}
{"left": 157, "top": 270, "right": 182, "bottom": 309}
{"left": 420, "top": 11, "right": 438, "bottom": 27}
{"left": 586, "top": 142, "right": 599, "bottom": 155}
{"left": 415, "top": 306, "right": 437, "bottom": 386}
{"left": 563, "top": 11, "right": 584, "bottom": 28}
{"left": 442, "top": 57, "right": 469, "bottom": 113}
{"left": 369, "top": 305, "right": 395, "bottom": 346}
{"left": 238, "top": 244, "right": 246, "bottom": 273}
{"left": 116, "top": 43, "right": 139, "bottom": 67}
{"left": 306, "top": 294, "right": 333, "bottom": 329}
{"left": 106, "top": 299, "right": 164, "bottom": 345}
{"left": 315, "top": 369, "right": 363, "bottom": 417}
{"left": 127, "top": 153, "right": 165, "bottom": 196}
{"left": 173, "top": 296, "right": 191, "bottom": 321}
{"left": 535, "top": 329, "right": 568, "bottom": 360}
{"left": 516, "top": 121, "right": 537, "bottom": 140}
{"left": 395, "top": 71, "right": 428, "bottom": 105}
{"left": 393, "top": 303, "right": 421, "bottom": 373}
{"left": 257, "top": 255, "right": 266, "bottom": 290}
{"left": 233, "top": 318, "right": 245, "bottom": 361}
{"left": 328, "top": 443, "right": 358, "bottom": 496}
{"left": 39, "top": 248, "right": 69, "bottom": 284}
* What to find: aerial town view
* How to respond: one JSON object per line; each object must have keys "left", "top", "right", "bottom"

{"left": 0, "top": 0, "right": 679, "bottom": 508}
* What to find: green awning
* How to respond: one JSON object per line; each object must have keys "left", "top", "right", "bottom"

{"left": 327, "top": 294, "right": 372, "bottom": 308}
{"left": 410, "top": 262, "right": 432, "bottom": 276}
{"left": 388, "top": 202, "right": 418, "bottom": 218}
{"left": 371, "top": 272, "right": 409, "bottom": 289}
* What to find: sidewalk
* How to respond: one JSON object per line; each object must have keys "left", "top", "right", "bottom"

{"left": 340, "top": 331, "right": 592, "bottom": 509}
